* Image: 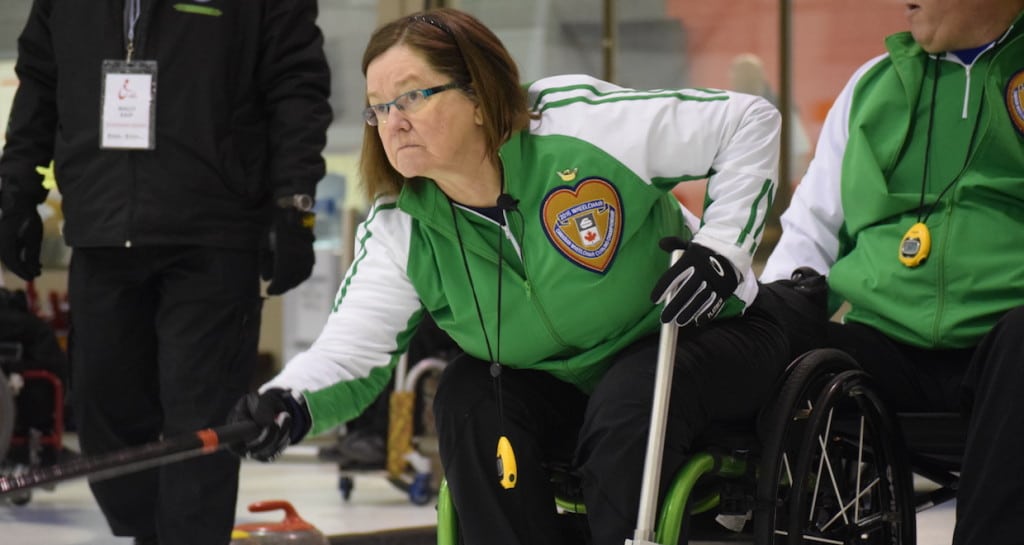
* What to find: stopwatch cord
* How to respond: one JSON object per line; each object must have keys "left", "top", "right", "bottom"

{"left": 915, "top": 55, "right": 939, "bottom": 222}
{"left": 916, "top": 55, "right": 986, "bottom": 225}
{"left": 447, "top": 200, "right": 507, "bottom": 437}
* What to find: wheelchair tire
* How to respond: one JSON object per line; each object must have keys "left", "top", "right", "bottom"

{"left": 0, "top": 372, "right": 14, "bottom": 463}
{"left": 786, "top": 368, "right": 915, "bottom": 545}
{"left": 753, "top": 348, "right": 862, "bottom": 545}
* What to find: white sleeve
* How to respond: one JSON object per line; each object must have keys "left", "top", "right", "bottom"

{"left": 689, "top": 91, "right": 780, "bottom": 278}
{"left": 760, "top": 55, "right": 886, "bottom": 282}
{"left": 262, "top": 198, "right": 422, "bottom": 394}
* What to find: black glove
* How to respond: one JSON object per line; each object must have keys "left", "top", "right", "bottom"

{"left": 0, "top": 188, "right": 43, "bottom": 281}
{"left": 227, "top": 388, "right": 311, "bottom": 462}
{"left": 651, "top": 238, "right": 740, "bottom": 327}
{"left": 260, "top": 206, "right": 316, "bottom": 296}
{"left": 757, "top": 267, "right": 829, "bottom": 360}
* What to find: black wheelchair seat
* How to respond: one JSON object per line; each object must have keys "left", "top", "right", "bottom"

{"left": 899, "top": 412, "right": 967, "bottom": 459}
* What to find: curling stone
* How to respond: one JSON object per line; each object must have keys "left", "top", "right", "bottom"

{"left": 230, "top": 500, "right": 329, "bottom": 545}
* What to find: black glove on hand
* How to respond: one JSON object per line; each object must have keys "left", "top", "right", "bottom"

{"left": 0, "top": 188, "right": 43, "bottom": 281}
{"left": 651, "top": 238, "right": 740, "bottom": 327}
{"left": 260, "top": 206, "right": 316, "bottom": 296}
{"left": 227, "top": 388, "right": 311, "bottom": 462}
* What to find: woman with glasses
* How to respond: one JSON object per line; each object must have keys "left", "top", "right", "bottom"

{"left": 229, "top": 7, "right": 790, "bottom": 545}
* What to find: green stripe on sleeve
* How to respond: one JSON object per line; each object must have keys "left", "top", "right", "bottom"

{"left": 738, "top": 178, "right": 774, "bottom": 246}
{"left": 532, "top": 83, "right": 728, "bottom": 111}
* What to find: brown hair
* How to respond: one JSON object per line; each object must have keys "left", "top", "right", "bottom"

{"left": 358, "top": 8, "right": 533, "bottom": 200}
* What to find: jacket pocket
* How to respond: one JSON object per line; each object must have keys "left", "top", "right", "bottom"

{"left": 218, "top": 125, "right": 270, "bottom": 201}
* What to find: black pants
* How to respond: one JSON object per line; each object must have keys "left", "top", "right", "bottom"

{"left": 69, "top": 247, "right": 262, "bottom": 545}
{"left": 433, "top": 299, "right": 787, "bottom": 545}
{"left": 824, "top": 307, "right": 1024, "bottom": 545}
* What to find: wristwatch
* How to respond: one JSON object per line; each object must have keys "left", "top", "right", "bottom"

{"left": 276, "top": 194, "right": 314, "bottom": 212}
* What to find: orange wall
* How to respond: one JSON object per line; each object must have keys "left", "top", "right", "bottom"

{"left": 667, "top": 0, "right": 906, "bottom": 142}
{"left": 665, "top": 1, "right": 906, "bottom": 216}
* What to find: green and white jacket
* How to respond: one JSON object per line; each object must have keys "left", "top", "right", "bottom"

{"left": 266, "top": 74, "right": 780, "bottom": 435}
{"left": 763, "top": 11, "right": 1024, "bottom": 349}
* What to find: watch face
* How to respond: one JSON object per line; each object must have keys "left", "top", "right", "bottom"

{"left": 900, "top": 237, "right": 921, "bottom": 258}
{"left": 279, "top": 194, "right": 314, "bottom": 211}
{"left": 294, "top": 194, "right": 314, "bottom": 211}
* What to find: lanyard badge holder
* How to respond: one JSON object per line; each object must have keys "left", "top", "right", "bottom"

{"left": 100, "top": 0, "right": 157, "bottom": 150}
{"left": 100, "top": 60, "right": 157, "bottom": 150}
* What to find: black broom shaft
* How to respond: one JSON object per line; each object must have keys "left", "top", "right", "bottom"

{"left": 0, "top": 421, "right": 260, "bottom": 495}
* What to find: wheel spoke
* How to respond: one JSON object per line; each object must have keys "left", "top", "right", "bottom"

{"left": 820, "top": 476, "right": 880, "bottom": 531}
{"left": 847, "top": 510, "right": 900, "bottom": 541}
{"left": 783, "top": 452, "right": 793, "bottom": 486}
{"left": 800, "top": 533, "right": 846, "bottom": 545}
{"left": 774, "top": 528, "right": 847, "bottom": 545}
{"left": 855, "top": 416, "right": 865, "bottom": 522}
{"left": 811, "top": 408, "right": 851, "bottom": 526}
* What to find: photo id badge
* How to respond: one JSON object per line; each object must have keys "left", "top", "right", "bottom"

{"left": 100, "top": 60, "right": 157, "bottom": 150}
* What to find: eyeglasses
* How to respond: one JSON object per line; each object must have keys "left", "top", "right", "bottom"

{"left": 362, "top": 82, "right": 462, "bottom": 127}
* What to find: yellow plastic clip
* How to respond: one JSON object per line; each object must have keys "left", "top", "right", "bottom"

{"left": 496, "top": 435, "right": 517, "bottom": 489}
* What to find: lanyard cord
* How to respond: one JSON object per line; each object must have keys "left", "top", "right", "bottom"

{"left": 915, "top": 55, "right": 986, "bottom": 225}
{"left": 915, "top": 56, "right": 940, "bottom": 222}
{"left": 448, "top": 200, "right": 507, "bottom": 434}
{"left": 494, "top": 217, "right": 506, "bottom": 432}
{"left": 124, "top": 0, "right": 142, "bottom": 61}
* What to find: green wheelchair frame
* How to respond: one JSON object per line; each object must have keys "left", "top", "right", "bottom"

{"left": 437, "top": 451, "right": 748, "bottom": 545}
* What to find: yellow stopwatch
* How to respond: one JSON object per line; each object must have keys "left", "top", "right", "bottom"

{"left": 496, "top": 435, "right": 517, "bottom": 489}
{"left": 898, "top": 222, "right": 932, "bottom": 268}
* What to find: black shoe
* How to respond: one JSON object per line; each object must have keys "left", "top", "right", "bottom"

{"left": 133, "top": 537, "right": 158, "bottom": 545}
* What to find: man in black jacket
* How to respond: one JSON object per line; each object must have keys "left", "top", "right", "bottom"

{"left": 0, "top": 1, "right": 332, "bottom": 544}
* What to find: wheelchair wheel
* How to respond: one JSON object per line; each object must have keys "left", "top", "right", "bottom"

{"left": 753, "top": 348, "right": 863, "bottom": 545}
{"left": 786, "top": 369, "right": 915, "bottom": 544}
